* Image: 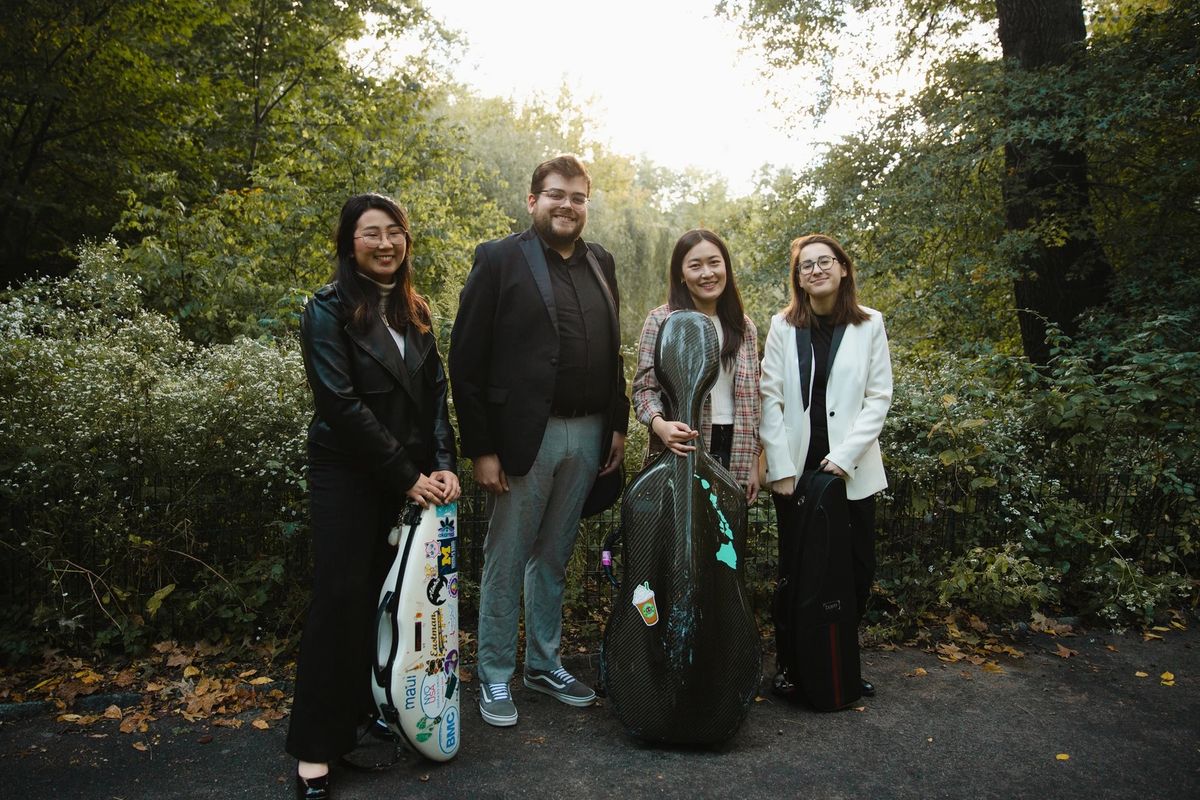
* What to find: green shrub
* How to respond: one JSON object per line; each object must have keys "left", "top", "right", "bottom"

{"left": 0, "top": 242, "right": 311, "bottom": 657}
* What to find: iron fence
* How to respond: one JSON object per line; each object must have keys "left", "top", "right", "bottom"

{"left": 1, "top": 463, "right": 1195, "bottom": 647}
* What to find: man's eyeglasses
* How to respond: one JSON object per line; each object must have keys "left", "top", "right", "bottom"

{"left": 797, "top": 255, "right": 840, "bottom": 274}
{"left": 536, "top": 189, "right": 589, "bottom": 207}
{"left": 355, "top": 228, "right": 407, "bottom": 246}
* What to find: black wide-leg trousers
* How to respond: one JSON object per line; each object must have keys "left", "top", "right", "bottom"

{"left": 286, "top": 456, "right": 400, "bottom": 763}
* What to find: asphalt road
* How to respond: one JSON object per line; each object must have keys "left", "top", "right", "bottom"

{"left": 1, "top": 624, "right": 1196, "bottom": 799}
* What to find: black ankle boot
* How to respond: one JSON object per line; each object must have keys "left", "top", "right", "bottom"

{"left": 296, "top": 772, "right": 330, "bottom": 800}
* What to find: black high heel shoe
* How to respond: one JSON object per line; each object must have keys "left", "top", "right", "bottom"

{"left": 295, "top": 772, "right": 330, "bottom": 800}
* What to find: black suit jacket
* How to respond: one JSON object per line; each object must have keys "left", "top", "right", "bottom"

{"left": 450, "top": 228, "right": 630, "bottom": 477}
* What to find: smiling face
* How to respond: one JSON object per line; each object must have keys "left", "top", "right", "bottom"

{"left": 796, "top": 241, "right": 847, "bottom": 312}
{"left": 680, "top": 238, "right": 727, "bottom": 314}
{"left": 353, "top": 208, "right": 408, "bottom": 283}
{"left": 527, "top": 172, "right": 588, "bottom": 253}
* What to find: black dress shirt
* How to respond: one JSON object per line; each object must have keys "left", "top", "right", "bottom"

{"left": 805, "top": 314, "right": 834, "bottom": 471}
{"left": 543, "top": 239, "right": 613, "bottom": 416}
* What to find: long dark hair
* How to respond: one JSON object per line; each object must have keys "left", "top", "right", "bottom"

{"left": 782, "top": 233, "right": 870, "bottom": 329}
{"left": 667, "top": 228, "right": 745, "bottom": 371}
{"left": 332, "top": 193, "right": 429, "bottom": 334}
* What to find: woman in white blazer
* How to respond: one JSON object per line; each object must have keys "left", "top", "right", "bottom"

{"left": 759, "top": 233, "right": 893, "bottom": 698}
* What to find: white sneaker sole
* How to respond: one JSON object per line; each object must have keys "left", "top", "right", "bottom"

{"left": 523, "top": 676, "right": 596, "bottom": 707}
{"left": 478, "top": 702, "right": 518, "bottom": 727}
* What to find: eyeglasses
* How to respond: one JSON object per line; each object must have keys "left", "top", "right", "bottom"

{"left": 536, "top": 189, "right": 589, "bottom": 207}
{"left": 797, "top": 255, "right": 840, "bottom": 274}
{"left": 355, "top": 228, "right": 407, "bottom": 246}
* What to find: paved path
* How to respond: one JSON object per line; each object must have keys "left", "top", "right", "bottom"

{"left": 1, "top": 625, "right": 1196, "bottom": 799}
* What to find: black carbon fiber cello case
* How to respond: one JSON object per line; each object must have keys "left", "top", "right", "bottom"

{"left": 601, "top": 310, "right": 761, "bottom": 744}
{"left": 774, "top": 470, "right": 861, "bottom": 711}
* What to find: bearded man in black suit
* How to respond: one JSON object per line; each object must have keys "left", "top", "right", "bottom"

{"left": 450, "top": 154, "right": 628, "bottom": 727}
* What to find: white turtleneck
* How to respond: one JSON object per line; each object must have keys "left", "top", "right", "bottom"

{"left": 361, "top": 274, "right": 405, "bottom": 358}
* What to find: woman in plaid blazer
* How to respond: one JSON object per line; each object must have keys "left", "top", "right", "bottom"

{"left": 632, "top": 229, "right": 761, "bottom": 502}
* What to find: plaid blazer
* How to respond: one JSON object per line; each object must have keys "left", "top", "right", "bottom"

{"left": 632, "top": 305, "right": 761, "bottom": 488}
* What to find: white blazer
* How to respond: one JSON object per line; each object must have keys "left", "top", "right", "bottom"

{"left": 759, "top": 307, "right": 893, "bottom": 501}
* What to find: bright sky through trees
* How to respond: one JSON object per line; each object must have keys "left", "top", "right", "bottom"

{"left": 401, "top": 0, "right": 824, "bottom": 194}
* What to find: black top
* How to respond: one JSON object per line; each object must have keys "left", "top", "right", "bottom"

{"left": 805, "top": 314, "right": 834, "bottom": 471}
{"left": 544, "top": 238, "right": 614, "bottom": 416}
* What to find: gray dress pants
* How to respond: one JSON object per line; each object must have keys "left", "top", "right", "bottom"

{"left": 475, "top": 413, "right": 604, "bottom": 684}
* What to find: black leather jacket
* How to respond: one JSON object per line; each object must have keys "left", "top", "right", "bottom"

{"left": 300, "top": 282, "right": 456, "bottom": 491}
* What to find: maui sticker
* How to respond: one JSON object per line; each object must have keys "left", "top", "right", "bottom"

{"left": 696, "top": 474, "right": 738, "bottom": 569}
{"left": 403, "top": 674, "right": 418, "bottom": 711}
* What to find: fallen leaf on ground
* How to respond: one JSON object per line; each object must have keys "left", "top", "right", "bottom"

{"left": 1134, "top": 671, "right": 1149, "bottom": 678}
{"left": 1055, "top": 644, "right": 1078, "bottom": 659}
{"left": 1031, "top": 612, "right": 1074, "bottom": 636}
{"left": 907, "top": 667, "right": 928, "bottom": 677}
{"left": 251, "top": 719, "right": 270, "bottom": 730}
{"left": 249, "top": 676, "right": 272, "bottom": 686}
{"left": 1161, "top": 671, "right": 1175, "bottom": 686}
{"left": 982, "top": 662, "right": 1005, "bottom": 674}
{"left": 132, "top": 741, "right": 148, "bottom": 751}
{"left": 166, "top": 651, "right": 192, "bottom": 669}
{"left": 1056, "top": 753, "right": 1070, "bottom": 761}
{"left": 103, "top": 705, "right": 123, "bottom": 720}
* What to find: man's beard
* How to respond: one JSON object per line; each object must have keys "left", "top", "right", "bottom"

{"left": 533, "top": 212, "right": 582, "bottom": 249}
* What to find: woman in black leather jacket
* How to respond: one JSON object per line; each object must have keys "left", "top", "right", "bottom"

{"left": 287, "top": 193, "right": 459, "bottom": 799}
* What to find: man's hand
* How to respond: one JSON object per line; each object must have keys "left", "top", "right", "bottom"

{"left": 473, "top": 453, "right": 509, "bottom": 494}
{"left": 598, "top": 432, "right": 626, "bottom": 476}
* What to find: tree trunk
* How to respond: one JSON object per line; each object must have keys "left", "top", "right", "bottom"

{"left": 996, "top": 0, "right": 1112, "bottom": 365}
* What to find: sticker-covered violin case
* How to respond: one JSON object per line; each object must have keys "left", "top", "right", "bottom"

{"left": 371, "top": 501, "right": 461, "bottom": 761}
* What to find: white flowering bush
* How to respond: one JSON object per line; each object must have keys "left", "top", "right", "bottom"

{"left": 0, "top": 242, "right": 311, "bottom": 657}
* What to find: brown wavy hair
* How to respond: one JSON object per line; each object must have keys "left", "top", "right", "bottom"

{"left": 782, "top": 233, "right": 870, "bottom": 329}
